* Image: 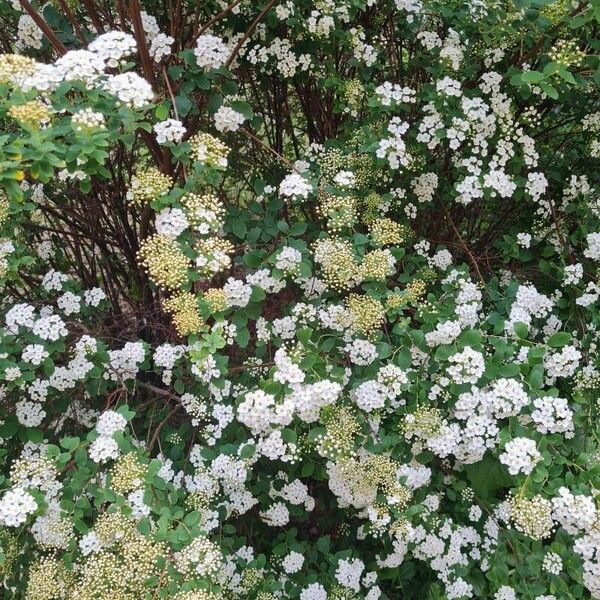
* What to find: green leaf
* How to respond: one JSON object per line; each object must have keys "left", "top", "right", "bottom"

{"left": 155, "top": 103, "right": 170, "bottom": 121}
{"left": 60, "top": 436, "right": 80, "bottom": 451}
{"left": 184, "top": 511, "right": 200, "bottom": 527}
{"left": 522, "top": 70, "right": 545, "bottom": 83}
{"left": 558, "top": 69, "right": 576, "bottom": 84}
{"left": 236, "top": 327, "right": 250, "bottom": 348}
{"left": 230, "top": 218, "right": 247, "bottom": 239}
{"left": 464, "top": 454, "right": 512, "bottom": 499}
{"left": 174, "top": 95, "right": 193, "bottom": 117}
{"left": 513, "top": 322, "right": 529, "bottom": 339}
{"left": 547, "top": 331, "right": 572, "bottom": 348}
{"left": 539, "top": 81, "right": 559, "bottom": 99}
{"left": 229, "top": 100, "right": 254, "bottom": 120}
{"left": 289, "top": 222, "right": 307, "bottom": 236}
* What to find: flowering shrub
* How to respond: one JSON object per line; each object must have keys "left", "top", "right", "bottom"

{"left": 0, "top": 0, "right": 599, "bottom": 598}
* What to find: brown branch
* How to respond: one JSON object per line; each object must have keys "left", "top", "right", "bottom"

{"left": 55, "top": 0, "right": 87, "bottom": 44}
{"left": 79, "top": 0, "right": 104, "bottom": 33}
{"left": 240, "top": 127, "right": 297, "bottom": 171}
{"left": 127, "top": 0, "right": 157, "bottom": 88}
{"left": 225, "top": 0, "right": 279, "bottom": 68}
{"left": 148, "top": 404, "right": 181, "bottom": 452}
{"left": 442, "top": 204, "right": 487, "bottom": 287}
{"left": 17, "top": 0, "right": 67, "bottom": 55}
{"left": 195, "top": 0, "right": 244, "bottom": 40}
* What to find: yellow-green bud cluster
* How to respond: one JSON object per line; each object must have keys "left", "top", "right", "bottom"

{"left": 386, "top": 293, "right": 406, "bottom": 310}
{"left": 0, "top": 529, "right": 18, "bottom": 582}
{"left": 405, "top": 279, "right": 427, "bottom": 301}
{"left": 346, "top": 293, "right": 385, "bottom": 335}
{"left": 94, "top": 512, "right": 136, "bottom": 548}
{"left": 347, "top": 153, "right": 374, "bottom": 188}
{"left": 189, "top": 132, "right": 230, "bottom": 168}
{"left": 318, "top": 147, "right": 346, "bottom": 181}
{"left": 360, "top": 249, "right": 395, "bottom": 281}
{"left": 574, "top": 368, "right": 600, "bottom": 392}
{"left": 202, "top": 287, "right": 228, "bottom": 313}
{"left": 137, "top": 234, "right": 190, "bottom": 290}
{"left": 181, "top": 191, "right": 225, "bottom": 232}
{"left": 510, "top": 494, "right": 555, "bottom": 540}
{"left": 415, "top": 266, "right": 437, "bottom": 284}
{"left": 26, "top": 556, "right": 74, "bottom": 600}
{"left": 541, "top": 0, "right": 570, "bottom": 23}
{"left": 369, "top": 218, "right": 410, "bottom": 246}
{"left": 110, "top": 453, "right": 147, "bottom": 494}
{"left": 0, "top": 53, "right": 37, "bottom": 85}
{"left": 364, "top": 454, "right": 405, "bottom": 495}
{"left": 11, "top": 455, "right": 56, "bottom": 485}
{"left": 173, "top": 592, "right": 220, "bottom": 600}
{"left": 127, "top": 166, "right": 173, "bottom": 204}
{"left": 313, "top": 237, "right": 361, "bottom": 291}
{"left": 358, "top": 192, "right": 383, "bottom": 224}
{"left": 318, "top": 192, "right": 357, "bottom": 231}
{"left": 71, "top": 108, "right": 106, "bottom": 132}
{"left": 402, "top": 406, "right": 443, "bottom": 440}
{"left": 163, "top": 291, "right": 203, "bottom": 335}
{"left": 0, "top": 193, "right": 10, "bottom": 228}
{"left": 240, "top": 568, "right": 263, "bottom": 591}
{"left": 548, "top": 39, "right": 585, "bottom": 68}
{"left": 195, "top": 237, "right": 234, "bottom": 276}
{"left": 316, "top": 406, "right": 359, "bottom": 460}
{"left": 345, "top": 78, "right": 365, "bottom": 114}
{"left": 186, "top": 490, "right": 212, "bottom": 511}
{"left": 9, "top": 100, "right": 52, "bottom": 127}
{"left": 73, "top": 535, "right": 167, "bottom": 599}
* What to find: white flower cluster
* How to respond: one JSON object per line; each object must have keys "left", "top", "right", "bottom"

{"left": 103, "top": 72, "right": 154, "bottom": 107}
{"left": 279, "top": 173, "right": 313, "bottom": 199}
{"left": 0, "top": 487, "right": 37, "bottom": 527}
{"left": 155, "top": 207, "right": 189, "bottom": 237}
{"left": 499, "top": 437, "right": 540, "bottom": 475}
{"left": 194, "top": 34, "right": 229, "bottom": 69}
{"left": 89, "top": 410, "right": 127, "bottom": 463}
{"left": 154, "top": 118, "right": 186, "bottom": 144}
{"left": 213, "top": 105, "right": 246, "bottom": 132}
{"left": 375, "top": 82, "right": 416, "bottom": 106}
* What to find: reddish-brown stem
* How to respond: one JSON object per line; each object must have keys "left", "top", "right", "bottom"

{"left": 17, "top": 0, "right": 67, "bottom": 55}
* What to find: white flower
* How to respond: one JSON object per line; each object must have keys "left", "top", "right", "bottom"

{"left": 149, "top": 32, "right": 174, "bottom": 62}
{"left": 279, "top": 173, "right": 313, "bottom": 199}
{"left": 500, "top": 437, "right": 540, "bottom": 475}
{"left": 282, "top": 550, "right": 304, "bottom": 573}
{"left": 0, "top": 488, "right": 37, "bottom": 527}
{"left": 517, "top": 233, "right": 531, "bottom": 248}
{"left": 447, "top": 347, "right": 485, "bottom": 384}
{"left": 103, "top": 72, "right": 154, "bottom": 107}
{"left": 584, "top": 232, "right": 600, "bottom": 261}
{"left": 223, "top": 278, "right": 252, "bottom": 308}
{"left": 154, "top": 118, "right": 186, "bottom": 144}
{"left": 88, "top": 31, "right": 137, "bottom": 66}
{"left": 336, "top": 558, "right": 364, "bottom": 592}
{"left": 213, "top": 106, "right": 246, "bottom": 132}
{"left": 89, "top": 436, "right": 120, "bottom": 463}
{"left": 300, "top": 583, "right": 327, "bottom": 600}
{"left": 333, "top": 170, "right": 356, "bottom": 188}
{"left": 194, "top": 34, "right": 229, "bottom": 69}
{"left": 15, "top": 400, "right": 45, "bottom": 427}
{"left": 352, "top": 380, "right": 388, "bottom": 412}
{"left": 275, "top": 246, "right": 302, "bottom": 273}
{"left": 155, "top": 207, "right": 189, "bottom": 237}
{"left": 95, "top": 410, "right": 127, "bottom": 436}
